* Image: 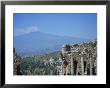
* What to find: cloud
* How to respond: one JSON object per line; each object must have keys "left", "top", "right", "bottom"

{"left": 14, "top": 26, "right": 38, "bottom": 36}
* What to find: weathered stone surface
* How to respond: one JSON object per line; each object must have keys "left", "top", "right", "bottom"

{"left": 61, "top": 40, "right": 97, "bottom": 75}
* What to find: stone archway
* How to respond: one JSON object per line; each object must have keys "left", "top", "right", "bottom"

{"left": 73, "top": 60, "right": 77, "bottom": 75}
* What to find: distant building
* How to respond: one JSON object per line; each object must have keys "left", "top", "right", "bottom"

{"left": 49, "top": 57, "right": 54, "bottom": 65}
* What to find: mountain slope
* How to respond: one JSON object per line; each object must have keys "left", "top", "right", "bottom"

{"left": 14, "top": 31, "right": 90, "bottom": 56}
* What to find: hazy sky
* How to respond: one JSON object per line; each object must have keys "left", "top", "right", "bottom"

{"left": 14, "top": 13, "right": 97, "bottom": 39}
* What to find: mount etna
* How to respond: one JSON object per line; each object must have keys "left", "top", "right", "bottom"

{"left": 14, "top": 31, "right": 90, "bottom": 56}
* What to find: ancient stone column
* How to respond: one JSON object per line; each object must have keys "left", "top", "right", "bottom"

{"left": 81, "top": 56, "right": 84, "bottom": 75}
{"left": 90, "top": 55, "right": 93, "bottom": 75}
{"left": 70, "top": 54, "right": 74, "bottom": 75}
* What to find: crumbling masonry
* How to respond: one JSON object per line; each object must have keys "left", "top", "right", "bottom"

{"left": 61, "top": 40, "right": 97, "bottom": 75}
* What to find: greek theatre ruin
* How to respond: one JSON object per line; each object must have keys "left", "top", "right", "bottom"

{"left": 60, "top": 40, "right": 97, "bottom": 75}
